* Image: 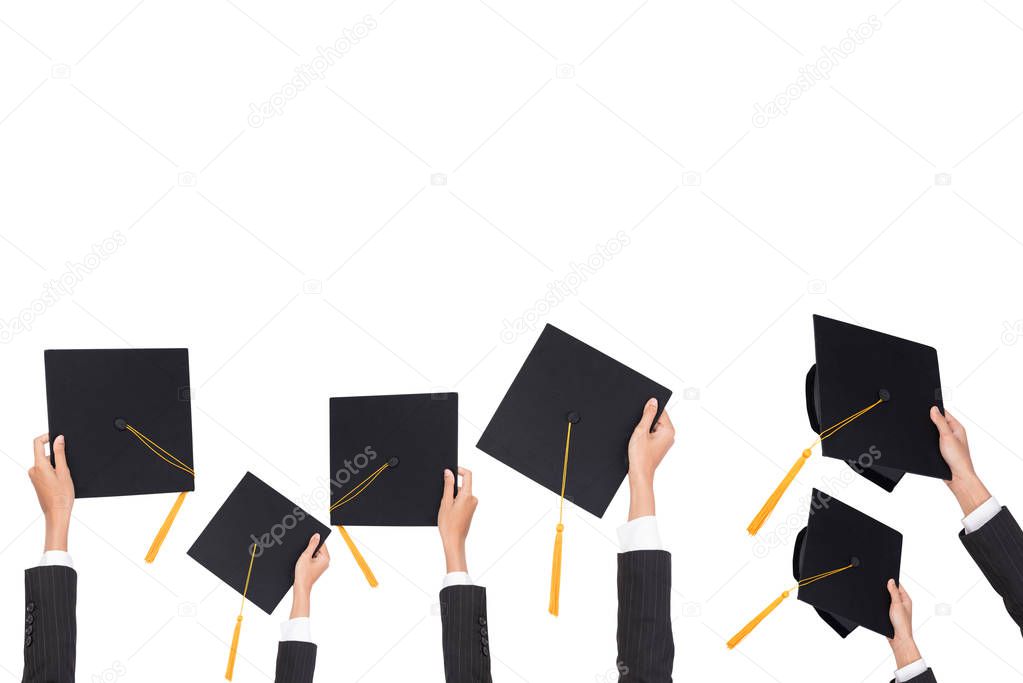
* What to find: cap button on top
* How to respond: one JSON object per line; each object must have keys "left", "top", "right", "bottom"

{"left": 878, "top": 389, "right": 891, "bottom": 402}
{"left": 114, "top": 417, "right": 127, "bottom": 431}
{"left": 566, "top": 411, "right": 580, "bottom": 424}
{"left": 850, "top": 556, "right": 861, "bottom": 567}
{"left": 387, "top": 457, "right": 400, "bottom": 468}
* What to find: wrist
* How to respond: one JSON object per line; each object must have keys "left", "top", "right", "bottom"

{"left": 290, "top": 587, "right": 311, "bottom": 619}
{"left": 628, "top": 477, "right": 655, "bottom": 521}
{"left": 890, "top": 638, "right": 921, "bottom": 669}
{"left": 948, "top": 473, "right": 990, "bottom": 517}
{"left": 443, "top": 541, "right": 467, "bottom": 573}
{"left": 44, "top": 517, "right": 69, "bottom": 552}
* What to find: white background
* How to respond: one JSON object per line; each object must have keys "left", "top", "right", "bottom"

{"left": 2, "top": 1, "right": 1022, "bottom": 681}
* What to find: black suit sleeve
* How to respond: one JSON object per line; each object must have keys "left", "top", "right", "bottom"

{"left": 959, "top": 506, "right": 1023, "bottom": 635}
{"left": 890, "top": 669, "right": 937, "bottom": 683}
{"left": 274, "top": 641, "right": 317, "bottom": 683}
{"left": 617, "top": 550, "right": 674, "bottom": 683}
{"left": 439, "top": 585, "right": 492, "bottom": 683}
{"left": 22, "top": 566, "right": 76, "bottom": 683}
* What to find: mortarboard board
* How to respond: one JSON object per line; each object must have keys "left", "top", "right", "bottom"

{"left": 728, "top": 489, "right": 902, "bottom": 648}
{"left": 327, "top": 392, "right": 458, "bottom": 587}
{"left": 808, "top": 315, "right": 949, "bottom": 489}
{"left": 476, "top": 324, "right": 672, "bottom": 615}
{"left": 747, "top": 316, "right": 948, "bottom": 535}
{"left": 44, "top": 348, "right": 195, "bottom": 562}
{"left": 187, "top": 472, "right": 330, "bottom": 679}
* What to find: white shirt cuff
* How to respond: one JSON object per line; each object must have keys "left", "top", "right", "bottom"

{"left": 963, "top": 496, "right": 1001, "bottom": 534}
{"left": 893, "top": 658, "right": 928, "bottom": 681}
{"left": 442, "top": 571, "right": 474, "bottom": 588}
{"left": 280, "top": 617, "right": 312, "bottom": 643}
{"left": 38, "top": 551, "right": 74, "bottom": 568}
{"left": 617, "top": 516, "right": 662, "bottom": 552}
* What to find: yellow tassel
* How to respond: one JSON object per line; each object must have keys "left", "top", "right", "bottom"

{"left": 225, "top": 615, "right": 243, "bottom": 680}
{"left": 548, "top": 523, "right": 564, "bottom": 616}
{"left": 145, "top": 491, "right": 188, "bottom": 563}
{"left": 337, "top": 525, "right": 378, "bottom": 588}
{"left": 747, "top": 450, "right": 812, "bottom": 535}
{"left": 727, "top": 590, "right": 790, "bottom": 649}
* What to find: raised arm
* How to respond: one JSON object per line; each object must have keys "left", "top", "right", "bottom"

{"left": 437, "top": 467, "right": 491, "bottom": 683}
{"left": 275, "top": 533, "right": 330, "bottom": 683}
{"left": 617, "top": 398, "right": 675, "bottom": 683}
{"left": 24, "top": 433, "right": 77, "bottom": 683}
{"left": 931, "top": 407, "right": 1023, "bottom": 635}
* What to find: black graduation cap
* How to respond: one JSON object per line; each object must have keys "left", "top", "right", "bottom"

{"left": 748, "top": 315, "right": 949, "bottom": 535}
{"left": 794, "top": 489, "right": 902, "bottom": 638}
{"left": 188, "top": 472, "right": 330, "bottom": 614}
{"left": 327, "top": 393, "right": 458, "bottom": 587}
{"left": 44, "top": 348, "right": 195, "bottom": 562}
{"left": 477, "top": 324, "right": 672, "bottom": 517}
{"left": 728, "top": 489, "right": 902, "bottom": 648}
{"left": 476, "top": 324, "right": 672, "bottom": 615}
{"left": 807, "top": 315, "right": 950, "bottom": 491}
{"left": 188, "top": 472, "right": 330, "bottom": 680}
{"left": 44, "top": 348, "right": 194, "bottom": 497}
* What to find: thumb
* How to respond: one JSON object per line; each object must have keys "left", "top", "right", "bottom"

{"left": 636, "top": 398, "right": 658, "bottom": 433}
{"left": 52, "top": 435, "right": 68, "bottom": 473}
{"left": 442, "top": 469, "right": 455, "bottom": 503}
{"left": 886, "top": 579, "right": 900, "bottom": 606}
{"left": 930, "top": 406, "right": 952, "bottom": 437}
{"left": 304, "top": 533, "right": 321, "bottom": 556}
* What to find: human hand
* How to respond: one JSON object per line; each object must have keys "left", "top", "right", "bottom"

{"left": 291, "top": 533, "right": 330, "bottom": 619}
{"left": 438, "top": 467, "right": 478, "bottom": 574}
{"left": 627, "top": 398, "right": 674, "bottom": 520}
{"left": 29, "top": 434, "right": 74, "bottom": 552}
{"left": 887, "top": 579, "right": 921, "bottom": 668}
{"left": 930, "top": 407, "right": 991, "bottom": 516}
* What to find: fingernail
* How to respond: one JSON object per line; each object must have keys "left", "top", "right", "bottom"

{"left": 56, "top": 435, "right": 64, "bottom": 444}
{"left": 312, "top": 533, "right": 320, "bottom": 542}
{"left": 648, "top": 398, "right": 657, "bottom": 407}
{"left": 444, "top": 469, "right": 453, "bottom": 478}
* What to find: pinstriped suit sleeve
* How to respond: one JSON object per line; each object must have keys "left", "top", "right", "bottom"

{"left": 274, "top": 642, "right": 317, "bottom": 683}
{"left": 959, "top": 507, "right": 1023, "bottom": 635}
{"left": 22, "top": 566, "right": 76, "bottom": 683}
{"left": 439, "top": 585, "right": 492, "bottom": 683}
{"left": 617, "top": 550, "right": 673, "bottom": 683}
{"left": 890, "top": 670, "right": 937, "bottom": 682}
